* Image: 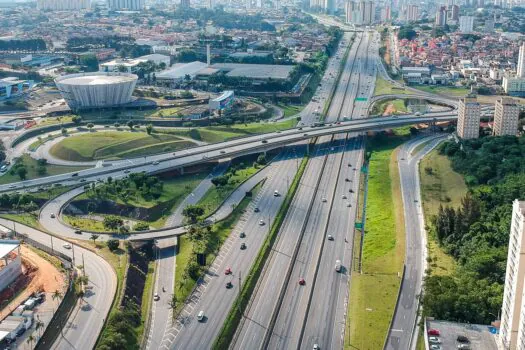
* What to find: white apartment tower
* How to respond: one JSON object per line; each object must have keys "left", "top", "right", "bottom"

{"left": 456, "top": 93, "right": 480, "bottom": 139}
{"left": 459, "top": 16, "right": 475, "bottom": 33}
{"left": 37, "top": 0, "right": 90, "bottom": 10}
{"left": 518, "top": 43, "right": 525, "bottom": 79}
{"left": 493, "top": 97, "right": 520, "bottom": 136}
{"left": 499, "top": 200, "right": 525, "bottom": 350}
{"left": 107, "top": 0, "right": 145, "bottom": 10}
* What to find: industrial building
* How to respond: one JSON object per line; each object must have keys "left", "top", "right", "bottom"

{"left": 0, "top": 240, "right": 22, "bottom": 294}
{"left": 99, "top": 54, "right": 170, "bottom": 73}
{"left": 209, "top": 90, "right": 235, "bottom": 111}
{"left": 0, "top": 78, "right": 35, "bottom": 101}
{"left": 456, "top": 93, "right": 480, "bottom": 139}
{"left": 493, "top": 97, "right": 520, "bottom": 136}
{"left": 55, "top": 72, "right": 137, "bottom": 110}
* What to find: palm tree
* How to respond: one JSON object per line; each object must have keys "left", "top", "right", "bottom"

{"left": 77, "top": 289, "right": 85, "bottom": 304}
{"left": 26, "top": 334, "right": 35, "bottom": 349}
{"left": 35, "top": 319, "right": 45, "bottom": 337}
{"left": 52, "top": 290, "right": 62, "bottom": 303}
{"left": 90, "top": 234, "right": 99, "bottom": 247}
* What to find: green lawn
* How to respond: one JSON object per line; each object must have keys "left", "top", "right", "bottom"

{"left": 0, "top": 213, "right": 42, "bottom": 230}
{"left": 419, "top": 149, "right": 465, "bottom": 276}
{"left": 0, "top": 155, "right": 89, "bottom": 185}
{"left": 198, "top": 165, "right": 259, "bottom": 217}
{"left": 412, "top": 86, "right": 469, "bottom": 97}
{"left": 277, "top": 104, "right": 304, "bottom": 118}
{"left": 50, "top": 131, "right": 192, "bottom": 161}
{"left": 373, "top": 77, "right": 408, "bottom": 96}
{"left": 38, "top": 115, "right": 75, "bottom": 127}
{"left": 174, "top": 182, "right": 262, "bottom": 312}
{"left": 371, "top": 99, "right": 408, "bottom": 115}
{"left": 347, "top": 134, "right": 408, "bottom": 350}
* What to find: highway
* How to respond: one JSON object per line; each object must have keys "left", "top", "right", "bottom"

{"left": 386, "top": 134, "right": 447, "bottom": 350}
{"left": 0, "top": 218, "right": 116, "bottom": 350}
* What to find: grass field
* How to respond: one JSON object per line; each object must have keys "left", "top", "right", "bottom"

{"left": 50, "top": 131, "right": 192, "bottom": 161}
{"left": 419, "top": 149, "right": 465, "bottom": 276}
{"left": 198, "top": 165, "right": 259, "bottom": 217}
{"left": 38, "top": 115, "right": 75, "bottom": 127}
{"left": 174, "top": 182, "right": 262, "bottom": 313}
{"left": 347, "top": 134, "right": 408, "bottom": 350}
{"left": 0, "top": 155, "right": 89, "bottom": 185}
{"left": 372, "top": 99, "right": 408, "bottom": 115}
{"left": 412, "top": 86, "right": 469, "bottom": 97}
{"left": 374, "top": 77, "right": 409, "bottom": 96}
{"left": 277, "top": 104, "right": 304, "bottom": 118}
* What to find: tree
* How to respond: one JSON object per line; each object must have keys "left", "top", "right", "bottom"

{"left": 211, "top": 175, "right": 229, "bottom": 187}
{"left": 37, "top": 165, "right": 47, "bottom": 175}
{"left": 26, "top": 334, "right": 35, "bottom": 349}
{"left": 107, "top": 239, "right": 119, "bottom": 251}
{"left": 87, "top": 123, "right": 94, "bottom": 130}
{"left": 72, "top": 115, "right": 82, "bottom": 124}
{"left": 16, "top": 166, "right": 27, "bottom": 180}
{"left": 127, "top": 120, "right": 134, "bottom": 130}
{"left": 146, "top": 124, "right": 153, "bottom": 135}
{"left": 117, "top": 65, "right": 128, "bottom": 73}
{"left": 168, "top": 294, "right": 177, "bottom": 323}
{"left": 80, "top": 54, "right": 99, "bottom": 72}
{"left": 90, "top": 234, "right": 99, "bottom": 246}
{"left": 182, "top": 205, "right": 205, "bottom": 223}
{"left": 103, "top": 215, "right": 123, "bottom": 230}
{"left": 61, "top": 127, "right": 68, "bottom": 135}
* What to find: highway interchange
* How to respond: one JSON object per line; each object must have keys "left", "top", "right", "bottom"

{"left": 0, "top": 27, "right": 464, "bottom": 350}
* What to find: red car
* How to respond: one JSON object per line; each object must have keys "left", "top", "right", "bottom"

{"left": 298, "top": 278, "right": 306, "bottom": 285}
{"left": 225, "top": 267, "right": 232, "bottom": 275}
{"left": 428, "top": 329, "right": 440, "bottom": 336}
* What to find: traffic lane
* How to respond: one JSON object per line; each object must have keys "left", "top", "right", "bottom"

{"left": 171, "top": 147, "right": 303, "bottom": 349}
{"left": 268, "top": 137, "right": 346, "bottom": 349}
{"left": 301, "top": 139, "right": 362, "bottom": 350}
{"left": 0, "top": 218, "right": 116, "bottom": 350}
{"left": 233, "top": 143, "right": 327, "bottom": 350}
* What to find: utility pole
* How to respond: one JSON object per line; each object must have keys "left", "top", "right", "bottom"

{"left": 238, "top": 271, "right": 242, "bottom": 317}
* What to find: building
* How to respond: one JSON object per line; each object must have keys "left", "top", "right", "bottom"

{"left": 448, "top": 4, "right": 459, "bottom": 21}
{"left": 406, "top": 5, "right": 419, "bottom": 21}
{"left": 493, "top": 97, "right": 520, "bottom": 136}
{"left": 156, "top": 61, "right": 208, "bottom": 84}
{"left": 435, "top": 6, "right": 447, "bottom": 27}
{"left": 0, "top": 78, "right": 35, "bottom": 101}
{"left": 518, "top": 43, "right": 525, "bottom": 79}
{"left": 209, "top": 90, "right": 235, "bottom": 111}
{"left": 503, "top": 75, "right": 525, "bottom": 97}
{"left": 99, "top": 54, "right": 169, "bottom": 73}
{"left": 107, "top": 0, "right": 145, "bottom": 10}
{"left": 181, "top": 0, "right": 190, "bottom": 8}
{"left": 459, "top": 16, "right": 474, "bottom": 33}
{"left": 499, "top": 200, "right": 525, "bottom": 350}
{"left": 380, "top": 5, "right": 391, "bottom": 22}
{"left": 55, "top": 72, "right": 138, "bottom": 110}
{"left": 485, "top": 18, "right": 495, "bottom": 32}
{"left": 456, "top": 93, "right": 480, "bottom": 139}
{"left": 490, "top": 68, "right": 504, "bottom": 81}
{"left": 0, "top": 240, "right": 21, "bottom": 294}
{"left": 37, "top": 0, "right": 90, "bottom": 10}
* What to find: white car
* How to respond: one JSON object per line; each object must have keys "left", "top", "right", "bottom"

{"left": 258, "top": 220, "right": 265, "bottom": 226}
{"left": 154, "top": 293, "right": 160, "bottom": 301}
{"left": 342, "top": 195, "right": 347, "bottom": 199}
{"left": 197, "top": 310, "right": 205, "bottom": 322}
{"left": 429, "top": 337, "right": 441, "bottom": 344}
{"left": 321, "top": 198, "right": 327, "bottom": 202}
{"left": 62, "top": 243, "right": 72, "bottom": 250}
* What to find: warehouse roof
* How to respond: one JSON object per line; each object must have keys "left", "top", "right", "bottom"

{"left": 211, "top": 63, "right": 294, "bottom": 80}
{"left": 0, "top": 240, "right": 19, "bottom": 260}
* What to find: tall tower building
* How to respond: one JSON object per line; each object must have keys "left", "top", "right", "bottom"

{"left": 459, "top": 16, "right": 474, "bottom": 33}
{"left": 406, "top": 4, "right": 419, "bottom": 21}
{"left": 456, "top": 93, "right": 480, "bottom": 139}
{"left": 435, "top": 6, "right": 447, "bottom": 26}
{"left": 37, "top": 0, "right": 90, "bottom": 10}
{"left": 180, "top": 0, "right": 190, "bottom": 8}
{"left": 107, "top": 0, "right": 145, "bottom": 10}
{"left": 517, "top": 43, "right": 525, "bottom": 79}
{"left": 326, "top": 0, "right": 336, "bottom": 14}
{"left": 493, "top": 97, "right": 520, "bottom": 136}
{"left": 499, "top": 200, "right": 525, "bottom": 350}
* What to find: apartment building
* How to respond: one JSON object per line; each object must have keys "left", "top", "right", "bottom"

{"left": 456, "top": 93, "right": 481, "bottom": 139}
{"left": 499, "top": 200, "right": 525, "bottom": 350}
{"left": 493, "top": 97, "right": 520, "bottom": 136}
{"left": 459, "top": 16, "right": 474, "bottom": 33}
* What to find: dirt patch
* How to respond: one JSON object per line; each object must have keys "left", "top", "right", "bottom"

{"left": 383, "top": 103, "right": 396, "bottom": 116}
{"left": 0, "top": 245, "right": 66, "bottom": 320}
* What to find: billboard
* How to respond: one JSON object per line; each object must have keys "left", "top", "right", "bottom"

{"left": 209, "top": 90, "right": 235, "bottom": 111}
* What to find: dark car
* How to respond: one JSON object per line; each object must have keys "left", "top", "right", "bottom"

{"left": 261, "top": 140, "right": 268, "bottom": 144}
{"left": 74, "top": 230, "right": 82, "bottom": 235}
{"left": 16, "top": 327, "right": 26, "bottom": 337}
{"left": 240, "top": 243, "right": 246, "bottom": 250}
{"left": 71, "top": 173, "right": 79, "bottom": 177}
{"left": 457, "top": 336, "right": 470, "bottom": 343}
{"left": 239, "top": 232, "right": 246, "bottom": 238}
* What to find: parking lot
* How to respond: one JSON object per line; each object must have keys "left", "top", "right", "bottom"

{"left": 426, "top": 319, "right": 498, "bottom": 350}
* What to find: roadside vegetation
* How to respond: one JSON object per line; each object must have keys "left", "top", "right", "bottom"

{"left": 412, "top": 85, "right": 469, "bottom": 97}
{"left": 371, "top": 98, "right": 408, "bottom": 116}
{"left": 347, "top": 131, "right": 409, "bottom": 350}
{"left": 0, "top": 155, "right": 88, "bottom": 184}
{"left": 373, "top": 77, "right": 408, "bottom": 96}
{"left": 421, "top": 136, "right": 525, "bottom": 324}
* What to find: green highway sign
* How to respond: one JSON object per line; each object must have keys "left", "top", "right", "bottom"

{"left": 355, "top": 222, "right": 363, "bottom": 229}
{"left": 355, "top": 97, "right": 368, "bottom": 102}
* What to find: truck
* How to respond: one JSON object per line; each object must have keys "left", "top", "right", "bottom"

{"left": 0, "top": 317, "right": 25, "bottom": 343}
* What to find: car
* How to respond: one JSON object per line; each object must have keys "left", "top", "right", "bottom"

{"left": 254, "top": 207, "right": 260, "bottom": 213}
{"left": 197, "top": 310, "right": 205, "bottom": 322}
{"left": 298, "top": 278, "right": 306, "bottom": 285}
{"left": 342, "top": 195, "right": 347, "bottom": 199}
{"left": 259, "top": 220, "right": 265, "bottom": 226}
{"left": 457, "top": 345, "right": 470, "bottom": 349}
{"left": 303, "top": 133, "right": 308, "bottom": 137}
{"left": 72, "top": 173, "right": 79, "bottom": 177}
{"left": 261, "top": 140, "right": 268, "bottom": 144}
{"left": 349, "top": 189, "right": 354, "bottom": 193}
{"left": 16, "top": 327, "right": 26, "bottom": 337}
{"left": 347, "top": 202, "right": 352, "bottom": 207}
{"left": 240, "top": 243, "right": 246, "bottom": 250}
{"left": 274, "top": 190, "right": 279, "bottom": 197}
{"left": 220, "top": 150, "right": 226, "bottom": 154}
{"left": 9, "top": 185, "right": 16, "bottom": 189}
{"left": 430, "top": 346, "right": 441, "bottom": 350}
{"left": 348, "top": 163, "right": 352, "bottom": 167}
{"left": 313, "top": 344, "right": 320, "bottom": 350}
{"left": 335, "top": 260, "right": 342, "bottom": 272}
{"left": 239, "top": 232, "right": 246, "bottom": 238}
{"left": 226, "top": 282, "right": 233, "bottom": 289}
{"left": 327, "top": 235, "right": 334, "bottom": 241}
{"left": 172, "top": 152, "right": 177, "bottom": 156}
{"left": 428, "top": 329, "right": 440, "bottom": 336}
{"left": 457, "top": 336, "right": 470, "bottom": 343}
{"left": 154, "top": 293, "right": 160, "bottom": 301}
{"left": 80, "top": 179, "right": 86, "bottom": 182}
{"left": 124, "top": 170, "right": 130, "bottom": 174}
{"left": 50, "top": 213, "right": 55, "bottom": 218}
{"left": 62, "top": 243, "right": 72, "bottom": 249}
{"left": 152, "top": 161, "right": 160, "bottom": 165}
{"left": 74, "top": 230, "right": 82, "bottom": 235}
{"left": 345, "top": 178, "right": 350, "bottom": 182}
{"left": 298, "top": 127, "right": 303, "bottom": 130}
{"left": 429, "top": 337, "right": 441, "bottom": 344}
{"left": 321, "top": 198, "right": 327, "bottom": 202}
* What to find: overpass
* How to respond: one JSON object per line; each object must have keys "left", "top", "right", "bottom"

{"left": 0, "top": 112, "right": 457, "bottom": 194}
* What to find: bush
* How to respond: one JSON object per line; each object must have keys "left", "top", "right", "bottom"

{"left": 103, "top": 215, "right": 123, "bottom": 230}
{"left": 107, "top": 239, "right": 119, "bottom": 251}
{"left": 133, "top": 222, "right": 150, "bottom": 231}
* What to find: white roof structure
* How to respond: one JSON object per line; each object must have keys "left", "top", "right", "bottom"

{"left": 0, "top": 240, "right": 19, "bottom": 260}
{"left": 56, "top": 74, "right": 136, "bottom": 86}
{"left": 156, "top": 61, "right": 208, "bottom": 80}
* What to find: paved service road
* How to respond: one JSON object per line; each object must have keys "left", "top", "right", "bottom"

{"left": 0, "top": 218, "right": 116, "bottom": 350}
{"left": 386, "top": 134, "right": 448, "bottom": 350}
